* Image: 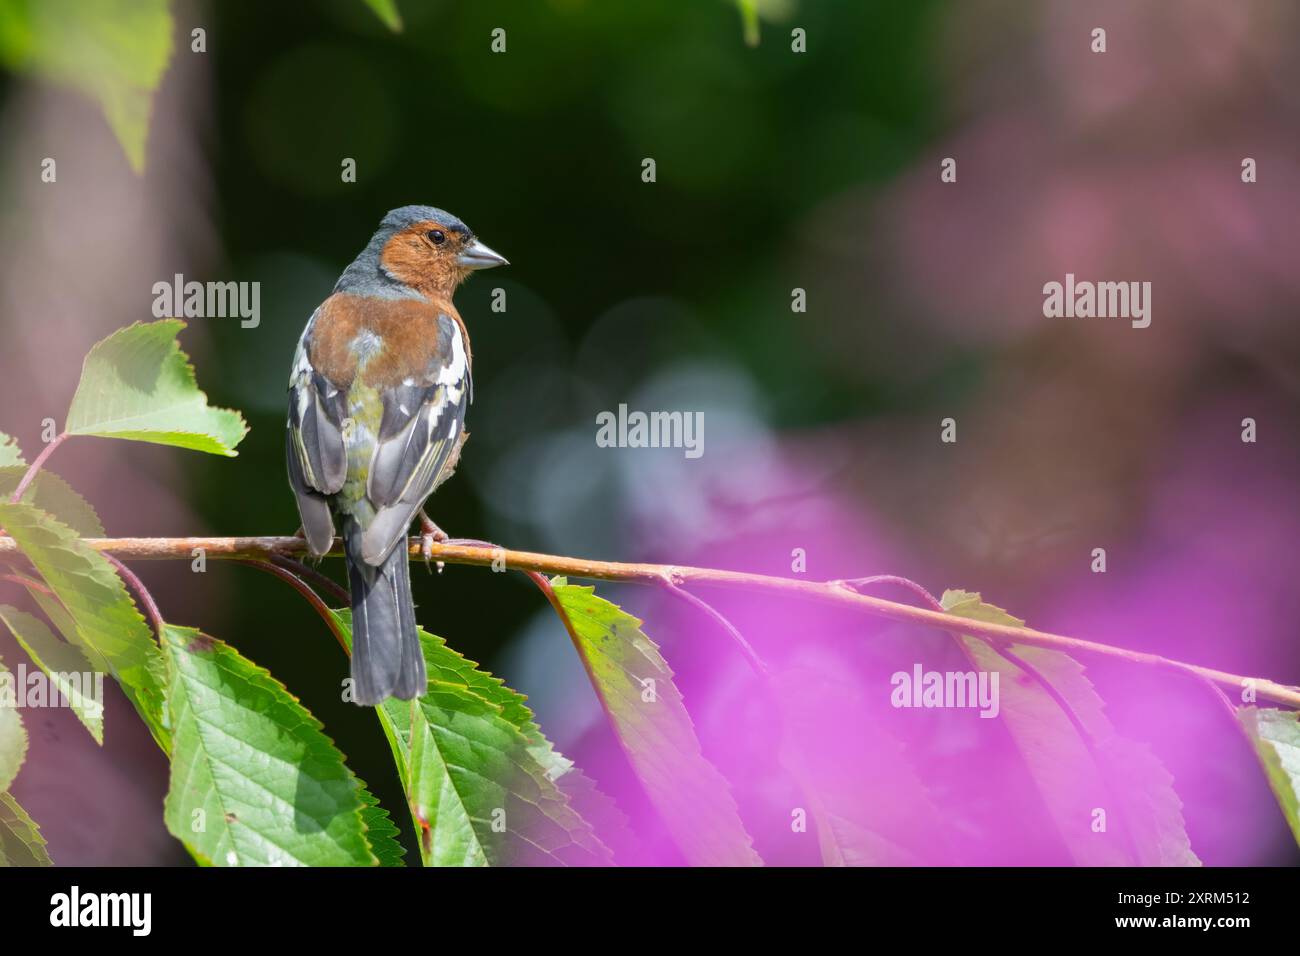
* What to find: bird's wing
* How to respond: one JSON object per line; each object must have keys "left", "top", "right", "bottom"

{"left": 358, "top": 310, "right": 471, "bottom": 566}
{"left": 286, "top": 308, "right": 347, "bottom": 555}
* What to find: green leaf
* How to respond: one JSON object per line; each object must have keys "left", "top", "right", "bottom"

{"left": 942, "top": 590, "right": 1199, "bottom": 866}
{"left": 0, "top": 655, "right": 27, "bottom": 792}
{"left": 358, "top": 780, "right": 405, "bottom": 866}
{"left": 14, "top": 576, "right": 80, "bottom": 643}
{"left": 0, "top": 605, "right": 104, "bottom": 744}
{"left": 65, "top": 320, "right": 248, "bottom": 456}
{"left": 0, "top": 432, "right": 22, "bottom": 467}
{"left": 0, "top": 467, "right": 104, "bottom": 537}
{"left": 1238, "top": 707, "right": 1300, "bottom": 847}
{"left": 0, "top": 791, "right": 51, "bottom": 866}
{"left": 383, "top": 694, "right": 608, "bottom": 867}
{"left": 418, "top": 632, "right": 635, "bottom": 859}
{"left": 548, "top": 579, "right": 761, "bottom": 866}
{"left": 160, "top": 624, "right": 376, "bottom": 866}
{"left": 362, "top": 0, "right": 403, "bottom": 31}
{"left": 332, "top": 610, "right": 612, "bottom": 866}
{"left": 5, "top": 580, "right": 116, "bottom": 745}
{"left": 0, "top": 502, "right": 167, "bottom": 745}
{"left": 0, "top": 0, "right": 173, "bottom": 171}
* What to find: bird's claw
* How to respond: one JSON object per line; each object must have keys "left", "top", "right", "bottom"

{"left": 419, "top": 512, "right": 449, "bottom": 575}
{"left": 288, "top": 526, "right": 323, "bottom": 565}
{"left": 420, "top": 532, "right": 446, "bottom": 575}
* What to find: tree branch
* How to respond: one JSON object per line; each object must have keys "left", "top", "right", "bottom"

{"left": 1, "top": 533, "right": 1297, "bottom": 708}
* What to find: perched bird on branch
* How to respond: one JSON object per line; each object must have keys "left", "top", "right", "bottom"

{"left": 285, "top": 205, "right": 507, "bottom": 704}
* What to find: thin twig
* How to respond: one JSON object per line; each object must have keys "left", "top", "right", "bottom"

{"left": 0, "top": 572, "right": 52, "bottom": 596}
{"left": 0, "top": 534, "right": 1296, "bottom": 708}
{"left": 7, "top": 432, "right": 69, "bottom": 504}
{"left": 655, "top": 579, "right": 772, "bottom": 681}
{"left": 267, "top": 553, "right": 349, "bottom": 605}
{"left": 103, "top": 553, "right": 164, "bottom": 638}
{"left": 233, "top": 558, "right": 350, "bottom": 656}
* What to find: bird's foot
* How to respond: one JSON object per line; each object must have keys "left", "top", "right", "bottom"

{"left": 418, "top": 511, "right": 449, "bottom": 574}
{"left": 288, "top": 525, "right": 322, "bottom": 565}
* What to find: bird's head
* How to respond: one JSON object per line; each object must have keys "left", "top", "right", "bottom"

{"left": 371, "top": 205, "right": 507, "bottom": 298}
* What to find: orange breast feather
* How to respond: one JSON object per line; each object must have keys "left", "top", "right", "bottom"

{"left": 307, "top": 293, "right": 467, "bottom": 390}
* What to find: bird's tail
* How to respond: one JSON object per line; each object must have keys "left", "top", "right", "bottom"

{"left": 344, "top": 522, "right": 425, "bottom": 706}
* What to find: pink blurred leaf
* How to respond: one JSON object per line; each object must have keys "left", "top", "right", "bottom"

{"left": 778, "top": 665, "right": 949, "bottom": 865}
{"left": 943, "top": 590, "right": 1199, "bottom": 866}
{"left": 550, "top": 579, "right": 762, "bottom": 866}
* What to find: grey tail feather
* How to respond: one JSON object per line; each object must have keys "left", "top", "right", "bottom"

{"left": 345, "top": 524, "right": 426, "bottom": 706}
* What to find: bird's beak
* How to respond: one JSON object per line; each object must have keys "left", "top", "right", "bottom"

{"left": 457, "top": 239, "right": 509, "bottom": 270}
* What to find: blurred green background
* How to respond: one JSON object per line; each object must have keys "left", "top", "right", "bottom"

{"left": 198, "top": 0, "right": 944, "bottom": 863}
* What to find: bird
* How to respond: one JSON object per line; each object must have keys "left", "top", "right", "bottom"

{"left": 285, "top": 205, "right": 507, "bottom": 705}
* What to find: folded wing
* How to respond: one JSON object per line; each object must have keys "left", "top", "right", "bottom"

{"left": 359, "top": 313, "right": 470, "bottom": 565}
{"left": 286, "top": 313, "right": 348, "bottom": 555}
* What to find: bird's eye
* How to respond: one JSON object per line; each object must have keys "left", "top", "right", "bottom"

{"left": 427, "top": 230, "right": 445, "bottom": 245}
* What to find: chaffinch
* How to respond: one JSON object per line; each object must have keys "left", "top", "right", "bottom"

{"left": 286, "top": 205, "right": 507, "bottom": 705}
